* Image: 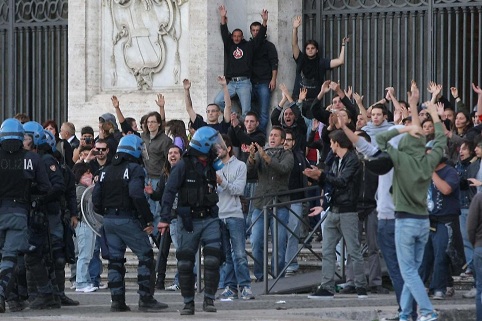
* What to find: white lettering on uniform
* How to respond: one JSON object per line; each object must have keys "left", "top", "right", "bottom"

{"left": 24, "top": 159, "right": 33, "bottom": 170}
{"left": 100, "top": 172, "right": 105, "bottom": 182}
{"left": 123, "top": 168, "right": 129, "bottom": 180}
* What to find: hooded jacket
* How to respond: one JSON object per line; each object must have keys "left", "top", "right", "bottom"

{"left": 361, "top": 120, "right": 394, "bottom": 148}
{"left": 376, "top": 122, "right": 447, "bottom": 216}
{"left": 270, "top": 102, "right": 307, "bottom": 152}
{"left": 217, "top": 156, "right": 247, "bottom": 219}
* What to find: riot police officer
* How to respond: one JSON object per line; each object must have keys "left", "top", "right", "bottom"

{"left": 92, "top": 135, "right": 168, "bottom": 312}
{"left": 158, "top": 126, "right": 226, "bottom": 315}
{"left": 23, "top": 121, "right": 78, "bottom": 308}
{"left": 0, "top": 119, "right": 51, "bottom": 313}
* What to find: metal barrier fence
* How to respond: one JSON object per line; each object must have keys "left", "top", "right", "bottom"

{"left": 246, "top": 185, "right": 347, "bottom": 294}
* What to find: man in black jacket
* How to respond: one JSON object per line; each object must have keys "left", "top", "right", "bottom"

{"left": 250, "top": 21, "right": 278, "bottom": 133}
{"left": 304, "top": 129, "right": 367, "bottom": 299}
{"left": 213, "top": 5, "right": 268, "bottom": 117}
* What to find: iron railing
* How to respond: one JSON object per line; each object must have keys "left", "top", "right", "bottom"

{"left": 302, "top": 0, "right": 482, "bottom": 111}
{"left": 0, "top": 0, "right": 68, "bottom": 123}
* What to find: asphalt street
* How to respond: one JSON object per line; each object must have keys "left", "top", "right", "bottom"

{"left": 0, "top": 285, "right": 476, "bottom": 321}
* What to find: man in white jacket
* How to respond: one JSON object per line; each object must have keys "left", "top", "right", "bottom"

{"left": 216, "top": 135, "right": 254, "bottom": 300}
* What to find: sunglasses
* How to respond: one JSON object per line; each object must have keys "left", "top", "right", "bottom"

{"left": 96, "top": 148, "right": 107, "bottom": 151}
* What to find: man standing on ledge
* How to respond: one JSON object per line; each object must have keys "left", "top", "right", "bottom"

{"left": 213, "top": 5, "right": 268, "bottom": 117}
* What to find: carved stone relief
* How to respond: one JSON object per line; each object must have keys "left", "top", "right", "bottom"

{"left": 105, "top": 0, "right": 188, "bottom": 90}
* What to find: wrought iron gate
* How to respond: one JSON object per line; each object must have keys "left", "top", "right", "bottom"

{"left": 302, "top": 0, "right": 481, "bottom": 109}
{"left": 0, "top": 0, "right": 68, "bottom": 123}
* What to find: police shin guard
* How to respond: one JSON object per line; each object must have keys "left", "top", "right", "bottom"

{"left": 108, "top": 258, "right": 126, "bottom": 296}
{"left": 176, "top": 251, "right": 195, "bottom": 299}
{"left": 138, "top": 254, "right": 155, "bottom": 297}
{"left": 54, "top": 256, "right": 79, "bottom": 306}
{"left": 25, "top": 254, "right": 50, "bottom": 300}
{"left": 202, "top": 247, "right": 221, "bottom": 297}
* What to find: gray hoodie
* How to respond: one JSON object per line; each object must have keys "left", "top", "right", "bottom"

{"left": 217, "top": 156, "right": 247, "bottom": 220}
{"left": 99, "top": 113, "right": 118, "bottom": 130}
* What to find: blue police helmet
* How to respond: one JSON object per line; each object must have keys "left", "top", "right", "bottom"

{"left": 43, "top": 129, "right": 57, "bottom": 152}
{"left": 117, "top": 134, "right": 144, "bottom": 158}
{"left": 189, "top": 126, "right": 225, "bottom": 155}
{"left": 0, "top": 118, "right": 25, "bottom": 142}
{"left": 23, "top": 121, "right": 45, "bottom": 146}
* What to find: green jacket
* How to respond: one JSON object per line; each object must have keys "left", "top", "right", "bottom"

{"left": 376, "top": 122, "right": 447, "bottom": 215}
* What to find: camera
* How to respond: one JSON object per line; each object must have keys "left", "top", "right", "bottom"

{"left": 84, "top": 137, "right": 93, "bottom": 144}
{"left": 92, "top": 150, "right": 101, "bottom": 156}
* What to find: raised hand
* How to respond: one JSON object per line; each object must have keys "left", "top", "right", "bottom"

{"left": 407, "top": 80, "right": 420, "bottom": 106}
{"left": 260, "top": 9, "right": 268, "bottom": 23}
{"left": 473, "top": 83, "right": 482, "bottom": 95}
{"left": 353, "top": 92, "right": 364, "bottom": 105}
{"left": 299, "top": 87, "right": 308, "bottom": 101}
{"left": 217, "top": 75, "right": 227, "bottom": 86}
{"left": 342, "top": 37, "right": 350, "bottom": 44}
{"left": 111, "top": 95, "right": 120, "bottom": 109}
{"left": 344, "top": 86, "right": 353, "bottom": 99}
{"left": 329, "top": 81, "right": 341, "bottom": 92}
{"left": 293, "top": 16, "right": 302, "bottom": 29}
{"left": 321, "top": 80, "right": 331, "bottom": 94}
{"left": 385, "top": 87, "right": 395, "bottom": 101}
{"left": 450, "top": 86, "right": 459, "bottom": 98}
{"left": 183, "top": 79, "right": 191, "bottom": 90}
{"left": 155, "top": 94, "right": 165, "bottom": 107}
{"left": 218, "top": 5, "right": 227, "bottom": 17}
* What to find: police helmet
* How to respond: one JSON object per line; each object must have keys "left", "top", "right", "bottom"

{"left": 189, "top": 126, "right": 226, "bottom": 155}
{"left": 23, "top": 121, "right": 46, "bottom": 147}
{"left": 43, "top": 129, "right": 57, "bottom": 152}
{"left": 0, "top": 118, "right": 25, "bottom": 143}
{"left": 117, "top": 134, "right": 144, "bottom": 158}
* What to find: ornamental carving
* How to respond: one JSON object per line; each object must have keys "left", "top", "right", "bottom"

{"left": 108, "top": 0, "right": 188, "bottom": 90}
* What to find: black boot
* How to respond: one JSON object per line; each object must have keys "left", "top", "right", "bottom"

{"left": 202, "top": 297, "right": 216, "bottom": 313}
{"left": 111, "top": 300, "right": 130, "bottom": 312}
{"left": 0, "top": 295, "right": 5, "bottom": 313}
{"left": 155, "top": 273, "right": 165, "bottom": 290}
{"left": 30, "top": 294, "right": 61, "bottom": 310}
{"left": 59, "top": 294, "right": 79, "bottom": 306}
{"left": 111, "top": 294, "right": 130, "bottom": 312}
{"left": 180, "top": 301, "right": 195, "bottom": 315}
{"left": 7, "top": 299, "right": 28, "bottom": 312}
{"left": 138, "top": 295, "right": 168, "bottom": 312}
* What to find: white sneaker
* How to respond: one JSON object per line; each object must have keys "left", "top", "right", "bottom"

{"left": 463, "top": 287, "right": 477, "bottom": 298}
{"left": 70, "top": 282, "right": 77, "bottom": 290}
{"left": 165, "top": 284, "right": 180, "bottom": 291}
{"left": 76, "top": 285, "right": 98, "bottom": 293}
{"left": 98, "top": 283, "right": 108, "bottom": 289}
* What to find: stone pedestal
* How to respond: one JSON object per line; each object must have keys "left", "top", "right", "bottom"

{"left": 68, "top": 0, "right": 302, "bottom": 131}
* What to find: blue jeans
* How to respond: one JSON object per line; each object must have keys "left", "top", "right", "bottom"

{"left": 460, "top": 208, "right": 473, "bottom": 271}
{"left": 395, "top": 218, "right": 434, "bottom": 319}
{"left": 251, "top": 82, "right": 271, "bottom": 133}
{"left": 89, "top": 236, "right": 102, "bottom": 287}
{"left": 214, "top": 78, "right": 252, "bottom": 116}
{"left": 220, "top": 217, "right": 251, "bottom": 290}
{"left": 285, "top": 203, "right": 303, "bottom": 272}
{"left": 250, "top": 207, "right": 289, "bottom": 280}
{"left": 419, "top": 222, "right": 450, "bottom": 293}
{"left": 145, "top": 177, "right": 161, "bottom": 237}
{"left": 378, "top": 219, "right": 404, "bottom": 305}
{"left": 473, "top": 247, "right": 482, "bottom": 320}
{"left": 75, "top": 221, "right": 96, "bottom": 288}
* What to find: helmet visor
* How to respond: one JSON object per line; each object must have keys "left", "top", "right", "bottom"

{"left": 210, "top": 132, "right": 227, "bottom": 158}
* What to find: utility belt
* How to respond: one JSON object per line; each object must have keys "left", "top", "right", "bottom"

{"left": 189, "top": 207, "right": 214, "bottom": 219}
{"left": 104, "top": 208, "right": 134, "bottom": 218}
